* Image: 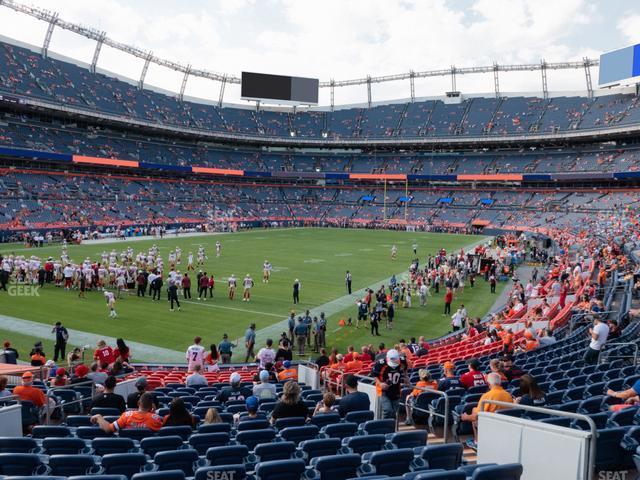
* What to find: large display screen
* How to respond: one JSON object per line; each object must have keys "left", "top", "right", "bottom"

{"left": 241, "top": 72, "right": 319, "bottom": 104}
{"left": 599, "top": 44, "right": 640, "bottom": 87}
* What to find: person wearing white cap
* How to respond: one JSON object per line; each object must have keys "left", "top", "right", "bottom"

{"left": 217, "top": 372, "right": 251, "bottom": 403}
{"left": 371, "top": 348, "right": 407, "bottom": 419}
{"left": 293, "top": 279, "right": 301, "bottom": 304}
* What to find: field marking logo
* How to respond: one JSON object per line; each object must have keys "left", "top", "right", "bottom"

{"left": 358, "top": 248, "right": 373, "bottom": 252}
{"left": 7, "top": 284, "right": 40, "bottom": 297}
{"left": 303, "top": 259, "right": 325, "bottom": 264}
{"left": 334, "top": 253, "right": 352, "bottom": 257}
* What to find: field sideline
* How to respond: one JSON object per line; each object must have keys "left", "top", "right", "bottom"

{"left": 0, "top": 228, "right": 505, "bottom": 362}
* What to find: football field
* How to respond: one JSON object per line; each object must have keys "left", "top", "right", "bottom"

{"left": 0, "top": 228, "right": 505, "bottom": 362}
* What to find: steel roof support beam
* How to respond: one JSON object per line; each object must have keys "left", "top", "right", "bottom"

{"left": 90, "top": 31, "right": 106, "bottom": 74}
{"left": 138, "top": 52, "right": 153, "bottom": 90}
{"left": 179, "top": 65, "right": 191, "bottom": 102}
{"left": 41, "top": 12, "right": 58, "bottom": 58}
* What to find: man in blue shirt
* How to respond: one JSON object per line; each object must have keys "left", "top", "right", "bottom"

{"left": 338, "top": 374, "right": 370, "bottom": 417}
{"left": 244, "top": 323, "right": 256, "bottom": 363}
{"left": 303, "top": 310, "right": 313, "bottom": 347}
{"left": 218, "top": 334, "right": 236, "bottom": 364}
{"left": 51, "top": 321, "right": 69, "bottom": 362}
{"left": 294, "top": 317, "right": 308, "bottom": 356}
{"left": 287, "top": 313, "right": 296, "bottom": 342}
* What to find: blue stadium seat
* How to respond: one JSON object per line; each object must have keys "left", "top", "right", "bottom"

{"left": 320, "top": 422, "right": 358, "bottom": 439}
{"left": 0, "top": 437, "right": 39, "bottom": 453}
{"left": 387, "top": 430, "right": 428, "bottom": 449}
{"left": 309, "top": 413, "right": 341, "bottom": 429}
{"left": 539, "top": 417, "right": 572, "bottom": 427}
{"left": 42, "top": 437, "right": 89, "bottom": 455}
{"left": 0, "top": 453, "right": 50, "bottom": 476}
{"left": 140, "top": 436, "right": 184, "bottom": 457}
{"left": 341, "top": 434, "right": 386, "bottom": 455}
{"left": 205, "top": 445, "right": 249, "bottom": 466}
{"left": 360, "top": 448, "right": 415, "bottom": 477}
{"left": 66, "top": 415, "right": 94, "bottom": 427}
{"left": 68, "top": 475, "right": 127, "bottom": 480}
{"left": 414, "top": 444, "right": 463, "bottom": 470}
{"left": 92, "top": 438, "right": 137, "bottom": 455}
{"left": 157, "top": 426, "right": 193, "bottom": 441}
{"left": 76, "top": 426, "right": 111, "bottom": 440}
{"left": 31, "top": 426, "right": 71, "bottom": 438}
{"left": 307, "top": 453, "right": 361, "bottom": 480}
{"left": 254, "top": 441, "right": 296, "bottom": 462}
{"left": 132, "top": 471, "right": 186, "bottom": 480}
{"left": 153, "top": 449, "right": 199, "bottom": 476}
{"left": 235, "top": 428, "right": 277, "bottom": 450}
{"left": 254, "top": 459, "right": 306, "bottom": 480}
{"left": 343, "top": 410, "right": 374, "bottom": 424}
{"left": 414, "top": 471, "right": 466, "bottom": 480}
{"left": 101, "top": 453, "right": 151, "bottom": 479}
{"left": 188, "top": 433, "right": 230, "bottom": 455}
{"left": 91, "top": 408, "right": 123, "bottom": 416}
{"left": 274, "top": 417, "right": 306, "bottom": 430}
{"left": 621, "top": 426, "right": 640, "bottom": 451}
{"left": 360, "top": 419, "right": 396, "bottom": 435}
{"left": 197, "top": 423, "right": 232, "bottom": 434}
{"left": 279, "top": 425, "right": 319, "bottom": 445}
{"left": 194, "top": 465, "right": 247, "bottom": 480}
{"left": 577, "top": 396, "right": 605, "bottom": 414}
{"left": 48, "top": 454, "right": 101, "bottom": 476}
{"left": 595, "top": 428, "right": 634, "bottom": 471}
{"left": 298, "top": 438, "right": 341, "bottom": 460}
{"left": 608, "top": 406, "right": 639, "bottom": 427}
{"left": 236, "top": 419, "right": 271, "bottom": 431}
{"left": 118, "top": 429, "right": 156, "bottom": 441}
{"left": 470, "top": 463, "right": 523, "bottom": 480}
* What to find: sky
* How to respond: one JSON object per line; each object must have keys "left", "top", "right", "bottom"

{"left": 0, "top": 0, "right": 637, "bottom": 107}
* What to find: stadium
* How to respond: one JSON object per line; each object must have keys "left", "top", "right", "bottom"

{"left": 0, "top": 1, "right": 639, "bottom": 479}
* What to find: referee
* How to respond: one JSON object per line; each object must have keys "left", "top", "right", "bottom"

{"left": 346, "top": 270, "right": 352, "bottom": 294}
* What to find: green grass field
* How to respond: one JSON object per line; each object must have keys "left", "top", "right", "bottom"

{"left": 0, "top": 228, "right": 504, "bottom": 362}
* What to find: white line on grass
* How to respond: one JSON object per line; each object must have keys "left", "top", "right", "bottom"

{"left": 181, "top": 300, "right": 284, "bottom": 318}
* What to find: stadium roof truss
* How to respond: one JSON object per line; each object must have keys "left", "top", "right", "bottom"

{"left": 0, "top": 0, "right": 600, "bottom": 108}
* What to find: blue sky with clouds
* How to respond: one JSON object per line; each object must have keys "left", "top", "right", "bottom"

{"left": 0, "top": 0, "right": 637, "bottom": 106}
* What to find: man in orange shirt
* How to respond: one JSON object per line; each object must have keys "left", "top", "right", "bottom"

{"left": 461, "top": 372, "right": 513, "bottom": 449}
{"left": 345, "top": 352, "right": 363, "bottom": 372}
{"left": 91, "top": 392, "right": 162, "bottom": 433}
{"left": 13, "top": 371, "right": 46, "bottom": 407}
{"left": 277, "top": 360, "right": 298, "bottom": 382}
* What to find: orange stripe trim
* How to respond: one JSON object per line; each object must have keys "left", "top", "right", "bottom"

{"left": 457, "top": 174, "right": 523, "bottom": 181}
{"left": 73, "top": 155, "right": 139, "bottom": 168}
{"left": 192, "top": 167, "right": 245, "bottom": 176}
{"left": 349, "top": 173, "right": 407, "bottom": 180}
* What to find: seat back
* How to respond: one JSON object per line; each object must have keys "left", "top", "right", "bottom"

{"left": 471, "top": 463, "right": 523, "bottom": 480}
{"left": 274, "top": 417, "right": 306, "bottom": 430}
{"left": 343, "top": 434, "right": 386, "bottom": 455}
{"left": 188, "top": 433, "right": 230, "bottom": 455}
{"left": 48, "top": 454, "right": 98, "bottom": 476}
{"left": 388, "top": 430, "right": 427, "bottom": 449}
{"left": 197, "top": 423, "right": 232, "bottom": 434}
{"left": 101, "top": 453, "right": 149, "bottom": 479}
{"left": 362, "top": 419, "right": 396, "bottom": 435}
{"left": 299, "top": 438, "right": 341, "bottom": 460}
{"left": 309, "top": 413, "right": 341, "bottom": 429}
{"left": 132, "top": 470, "right": 186, "bottom": 480}
{"left": 343, "top": 410, "right": 374, "bottom": 424}
{"left": 42, "top": 437, "right": 87, "bottom": 455}
{"left": 118, "top": 429, "right": 156, "bottom": 441}
{"left": 153, "top": 449, "right": 199, "bottom": 476}
{"left": 321, "top": 422, "right": 358, "bottom": 439}
{"left": 279, "top": 425, "right": 319, "bottom": 445}
{"left": 417, "top": 444, "right": 463, "bottom": 470}
{"left": 31, "top": 426, "right": 71, "bottom": 439}
{"left": 157, "top": 426, "right": 193, "bottom": 441}
{"left": 237, "top": 419, "right": 271, "bottom": 431}
{"left": 206, "top": 445, "right": 249, "bottom": 466}
{"left": 254, "top": 442, "right": 296, "bottom": 462}
{"left": 140, "top": 436, "right": 184, "bottom": 457}
{"left": 310, "top": 453, "right": 361, "bottom": 480}
{"left": 367, "top": 449, "right": 415, "bottom": 476}
{"left": 254, "top": 459, "right": 306, "bottom": 480}
{"left": 0, "top": 452, "right": 47, "bottom": 476}
{"left": 92, "top": 437, "right": 137, "bottom": 456}
{"left": 0, "top": 437, "right": 38, "bottom": 454}
{"left": 195, "top": 465, "right": 246, "bottom": 480}
{"left": 235, "top": 428, "right": 277, "bottom": 450}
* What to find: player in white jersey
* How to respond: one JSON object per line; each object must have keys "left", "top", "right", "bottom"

{"left": 168, "top": 251, "right": 176, "bottom": 268}
{"left": 391, "top": 245, "right": 398, "bottom": 260}
{"left": 216, "top": 241, "right": 221, "bottom": 257}
{"left": 187, "top": 252, "right": 194, "bottom": 271}
{"left": 263, "top": 261, "right": 272, "bottom": 283}
{"left": 185, "top": 336, "right": 206, "bottom": 371}
{"left": 197, "top": 246, "right": 206, "bottom": 266}
{"left": 242, "top": 274, "right": 254, "bottom": 301}
{"left": 228, "top": 274, "right": 237, "bottom": 300}
{"left": 104, "top": 291, "right": 117, "bottom": 318}
{"left": 175, "top": 247, "right": 182, "bottom": 265}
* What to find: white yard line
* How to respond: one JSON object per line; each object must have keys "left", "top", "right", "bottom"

{"left": 181, "top": 300, "right": 285, "bottom": 318}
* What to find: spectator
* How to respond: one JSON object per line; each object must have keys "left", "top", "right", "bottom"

{"left": 500, "top": 355, "right": 525, "bottom": 381}
{"left": 313, "top": 392, "right": 336, "bottom": 415}
{"left": 538, "top": 329, "right": 557, "bottom": 347}
{"left": 205, "top": 344, "right": 219, "bottom": 370}
{"left": 30, "top": 342, "right": 46, "bottom": 366}
{"left": 90, "top": 375, "right": 126, "bottom": 413}
{"left": 276, "top": 340, "right": 293, "bottom": 362}
{"left": 0, "top": 341, "right": 18, "bottom": 364}
{"left": 253, "top": 370, "right": 277, "bottom": 400}
{"left": 92, "top": 392, "right": 162, "bottom": 432}
{"left": 437, "top": 361, "right": 462, "bottom": 391}
{"left": 218, "top": 334, "right": 236, "bottom": 364}
{"left": 186, "top": 364, "right": 208, "bottom": 387}
{"left": 488, "top": 359, "right": 507, "bottom": 381}
{"left": 270, "top": 381, "right": 309, "bottom": 423}
{"left": 113, "top": 338, "right": 131, "bottom": 363}
{"left": 13, "top": 371, "right": 46, "bottom": 407}
{"left": 256, "top": 338, "right": 276, "bottom": 369}
{"left": 126, "top": 377, "right": 148, "bottom": 409}
{"left": 236, "top": 396, "right": 261, "bottom": 423}
{"left": 217, "top": 372, "right": 251, "bottom": 403}
{"left": 461, "top": 372, "right": 513, "bottom": 449}
{"left": 404, "top": 369, "right": 438, "bottom": 425}
{"left": 372, "top": 349, "right": 406, "bottom": 419}
{"left": 94, "top": 340, "right": 114, "bottom": 366}
{"left": 278, "top": 360, "right": 298, "bottom": 382}
{"left": 162, "top": 397, "right": 196, "bottom": 427}
{"left": 0, "top": 375, "right": 11, "bottom": 398}
{"left": 87, "top": 362, "right": 108, "bottom": 385}
{"left": 584, "top": 316, "right": 609, "bottom": 364}
{"left": 50, "top": 367, "right": 68, "bottom": 387}
{"left": 337, "top": 374, "right": 370, "bottom": 417}
{"left": 459, "top": 359, "right": 487, "bottom": 389}
{"left": 204, "top": 407, "right": 223, "bottom": 424}
{"left": 516, "top": 374, "right": 546, "bottom": 407}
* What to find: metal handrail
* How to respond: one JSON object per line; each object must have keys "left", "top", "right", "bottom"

{"left": 598, "top": 341, "right": 639, "bottom": 365}
{"left": 569, "top": 311, "right": 617, "bottom": 334}
{"left": 44, "top": 379, "right": 97, "bottom": 424}
{"left": 397, "top": 386, "right": 450, "bottom": 443}
{"left": 478, "top": 399, "right": 597, "bottom": 480}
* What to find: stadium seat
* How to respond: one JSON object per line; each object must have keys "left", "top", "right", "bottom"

{"left": 188, "top": 433, "right": 230, "bottom": 455}
{"left": 309, "top": 413, "right": 341, "bottom": 429}
{"left": 360, "top": 448, "right": 416, "bottom": 477}
{"left": 413, "top": 471, "right": 466, "bottom": 480}
{"left": 101, "top": 453, "right": 151, "bottom": 479}
{"left": 320, "top": 422, "right": 358, "bottom": 439}
{"left": 470, "top": 463, "right": 523, "bottom": 480}
{"left": 48, "top": 454, "right": 101, "bottom": 477}
{"left": 118, "top": 429, "right": 156, "bottom": 441}
{"left": 608, "top": 406, "right": 639, "bottom": 427}
{"left": 132, "top": 471, "right": 186, "bottom": 480}
{"left": 157, "top": 426, "right": 193, "bottom": 440}
{"left": 279, "top": 425, "right": 319, "bottom": 445}
{"left": 194, "top": 465, "right": 247, "bottom": 480}
{"left": 76, "top": 427, "right": 111, "bottom": 440}
{"left": 68, "top": 475, "right": 127, "bottom": 480}
{"left": 298, "top": 438, "right": 341, "bottom": 460}
{"left": 236, "top": 419, "right": 271, "bottom": 431}
{"left": 140, "top": 436, "right": 184, "bottom": 457}
{"left": 343, "top": 410, "right": 374, "bottom": 424}
{"left": 595, "top": 428, "right": 634, "bottom": 471}
{"left": 254, "top": 441, "right": 296, "bottom": 462}
{"left": 414, "top": 444, "right": 464, "bottom": 470}
{"left": 235, "top": 428, "right": 277, "bottom": 450}
{"left": 206, "top": 445, "right": 250, "bottom": 466}
{"left": 42, "top": 437, "right": 89, "bottom": 455}
{"left": 0, "top": 453, "right": 50, "bottom": 476}
{"left": 387, "top": 430, "right": 428, "bottom": 449}
{"left": 307, "top": 453, "right": 361, "bottom": 480}
{"left": 197, "top": 423, "right": 232, "bottom": 434}
{"left": 153, "top": 449, "right": 199, "bottom": 476}
{"left": 0, "top": 437, "right": 39, "bottom": 454}
{"left": 341, "top": 434, "right": 387, "bottom": 455}
{"left": 91, "top": 408, "right": 123, "bottom": 416}
{"left": 274, "top": 417, "right": 306, "bottom": 430}
{"left": 66, "top": 415, "right": 94, "bottom": 427}
{"left": 31, "top": 426, "right": 71, "bottom": 438}
{"left": 360, "top": 419, "right": 396, "bottom": 435}
{"left": 92, "top": 438, "right": 137, "bottom": 456}
{"left": 254, "top": 459, "right": 306, "bottom": 480}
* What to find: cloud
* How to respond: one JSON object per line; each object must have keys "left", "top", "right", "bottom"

{"left": 618, "top": 14, "right": 640, "bottom": 44}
